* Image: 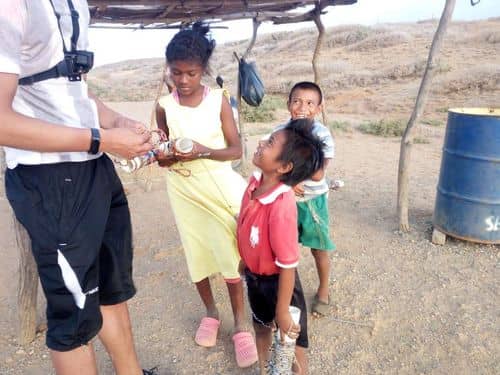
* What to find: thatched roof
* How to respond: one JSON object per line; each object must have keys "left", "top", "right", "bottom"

{"left": 88, "top": 0, "right": 357, "bottom": 27}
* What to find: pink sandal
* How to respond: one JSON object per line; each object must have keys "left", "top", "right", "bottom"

{"left": 232, "top": 331, "right": 258, "bottom": 368}
{"left": 194, "top": 317, "right": 220, "bottom": 347}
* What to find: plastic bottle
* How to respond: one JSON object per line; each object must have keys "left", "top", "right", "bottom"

{"left": 119, "top": 138, "right": 193, "bottom": 173}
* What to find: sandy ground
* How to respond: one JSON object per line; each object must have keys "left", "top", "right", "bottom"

{"left": 0, "top": 102, "right": 498, "bottom": 375}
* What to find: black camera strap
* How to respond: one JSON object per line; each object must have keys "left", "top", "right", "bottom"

{"left": 48, "top": 0, "right": 80, "bottom": 53}
{"left": 19, "top": 0, "right": 88, "bottom": 85}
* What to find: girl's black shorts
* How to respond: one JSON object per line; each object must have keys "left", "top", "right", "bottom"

{"left": 6, "top": 154, "right": 136, "bottom": 351}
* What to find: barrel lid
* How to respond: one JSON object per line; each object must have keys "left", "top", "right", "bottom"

{"left": 448, "top": 108, "right": 500, "bottom": 116}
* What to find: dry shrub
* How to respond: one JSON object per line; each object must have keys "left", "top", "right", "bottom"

{"left": 348, "top": 31, "right": 410, "bottom": 51}
{"left": 266, "top": 79, "right": 308, "bottom": 95}
{"left": 325, "top": 27, "right": 371, "bottom": 48}
{"left": 358, "top": 119, "right": 405, "bottom": 137}
{"left": 485, "top": 32, "right": 500, "bottom": 44}
{"left": 276, "top": 36, "right": 314, "bottom": 53}
{"left": 464, "top": 30, "right": 500, "bottom": 44}
{"left": 385, "top": 59, "right": 426, "bottom": 80}
{"left": 322, "top": 71, "right": 381, "bottom": 89}
{"left": 278, "top": 60, "right": 313, "bottom": 77}
{"left": 319, "top": 61, "right": 350, "bottom": 76}
{"left": 435, "top": 65, "right": 500, "bottom": 94}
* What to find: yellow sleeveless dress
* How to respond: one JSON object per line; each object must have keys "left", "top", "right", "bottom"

{"left": 158, "top": 88, "right": 246, "bottom": 283}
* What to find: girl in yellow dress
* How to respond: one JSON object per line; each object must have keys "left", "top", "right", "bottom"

{"left": 155, "top": 22, "right": 257, "bottom": 368}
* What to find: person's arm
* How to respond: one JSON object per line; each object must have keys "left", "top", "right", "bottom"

{"left": 309, "top": 158, "right": 330, "bottom": 181}
{"left": 292, "top": 159, "right": 331, "bottom": 196}
{"left": 174, "top": 95, "right": 242, "bottom": 162}
{"left": 275, "top": 267, "right": 300, "bottom": 341}
{"left": 269, "top": 196, "right": 301, "bottom": 340}
{"left": 0, "top": 73, "right": 152, "bottom": 159}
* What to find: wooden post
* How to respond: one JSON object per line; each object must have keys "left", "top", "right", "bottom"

{"left": 0, "top": 148, "right": 39, "bottom": 344}
{"left": 16, "top": 219, "right": 38, "bottom": 345}
{"left": 312, "top": 6, "right": 327, "bottom": 125}
{"left": 397, "top": 0, "right": 456, "bottom": 231}
{"left": 234, "top": 17, "right": 261, "bottom": 177}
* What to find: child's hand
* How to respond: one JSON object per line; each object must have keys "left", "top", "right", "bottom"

{"left": 292, "top": 183, "right": 305, "bottom": 197}
{"left": 276, "top": 310, "right": 300, "bottom": 343}
{"left": 156, "top": 152, "right": 178, "bottom": 168}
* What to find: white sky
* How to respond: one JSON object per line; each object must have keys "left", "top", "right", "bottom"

{"left": 89, "top": 0, "right": 500, "bottom": 66}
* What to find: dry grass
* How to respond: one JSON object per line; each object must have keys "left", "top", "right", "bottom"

{"left": 347, "top": 31, "right": 411, "bottom": 51}
{"left": 358, "top": 119, "right": 406, "bottom": 137}
{"left": 434, "top": 64, "right": 500, "bottom": 94}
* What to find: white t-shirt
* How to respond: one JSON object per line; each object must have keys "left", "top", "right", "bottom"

{"left": 0, "top": 0, "right": 100, "bottom": 169}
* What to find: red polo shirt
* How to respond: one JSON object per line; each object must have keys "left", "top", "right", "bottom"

{"left": 237, "top": 172, "right": 300, "bottom": 276}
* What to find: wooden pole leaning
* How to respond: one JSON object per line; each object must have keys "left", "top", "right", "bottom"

{"left": 397, "top": 0, "right": 456, "bottom": 231}
{"left": 233, "top": 17, "right": 261, "bottom": 177}
{"left": 0, "top": 149, "right": 38, "bottom": 345}
{"left": 312, "top": 6, "right": 328, "bottom": 126}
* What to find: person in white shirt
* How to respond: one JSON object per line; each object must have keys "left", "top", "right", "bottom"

{"left": 0, "top": 1, "right": 155, "bottom": 374}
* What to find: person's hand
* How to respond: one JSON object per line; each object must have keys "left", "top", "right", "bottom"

{"left": 275, "top": 310, "right": 300, "bottom": 343}
{"left": 173, "top": 140, "right": 211, "bottom": 162}
{"left": 156, "top": 152, "right": 178, "bottom": 168}
{"left": 293, "top": 183, "right": 305, "bottom": 197}
{"left": 100, "top": 127, "right": 153, "bottom": 160}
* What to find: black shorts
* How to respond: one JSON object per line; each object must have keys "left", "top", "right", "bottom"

{"left": 5, "top": 155, "right": 136, "bottom": 351}
{"left": 244, "top": 268, "right": 308, "bottom": 348}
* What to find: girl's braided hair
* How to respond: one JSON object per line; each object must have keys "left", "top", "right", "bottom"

{"left": 165, "top": 21, "right": 216, "bottom": 68}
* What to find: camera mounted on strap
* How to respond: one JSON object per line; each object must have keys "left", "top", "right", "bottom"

{"left": 63, "top": 50, "right": 94, "bottom": 81}
{"left": 18, "top": 0, "right": 94, "bottom": 86}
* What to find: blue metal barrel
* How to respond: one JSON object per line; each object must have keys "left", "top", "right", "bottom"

{"left": 433, "top": 108, "right": 500, "bottom": 244}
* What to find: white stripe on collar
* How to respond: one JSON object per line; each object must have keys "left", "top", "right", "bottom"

{"left": 252, "top": 170, "right": 292, "bottom": 205}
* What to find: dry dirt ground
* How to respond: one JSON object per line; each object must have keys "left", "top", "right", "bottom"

{"left": 0, "top": 100, "right": 498, "bottom": 374}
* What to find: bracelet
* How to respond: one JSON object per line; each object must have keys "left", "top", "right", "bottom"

{"left": 197, "top": 152, "right": 211, "bottom": 158}
{"left": 88, "top": 127, "right": 100, "bottom": 155}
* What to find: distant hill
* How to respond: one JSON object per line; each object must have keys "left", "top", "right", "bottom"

{"left": 88, "top": 18, "right": 500, "bottom": 120}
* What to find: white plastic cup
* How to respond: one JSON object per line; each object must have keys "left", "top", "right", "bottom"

{"left": 277, "top": 305, "right": 301, "bottom": 343}
{"left": 174, "top": 138, "right": 194, "bottom": 154}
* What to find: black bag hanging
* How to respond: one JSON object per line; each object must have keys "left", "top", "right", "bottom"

{"left": 238, "top": 58, "right": 265, "bottom": 107}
